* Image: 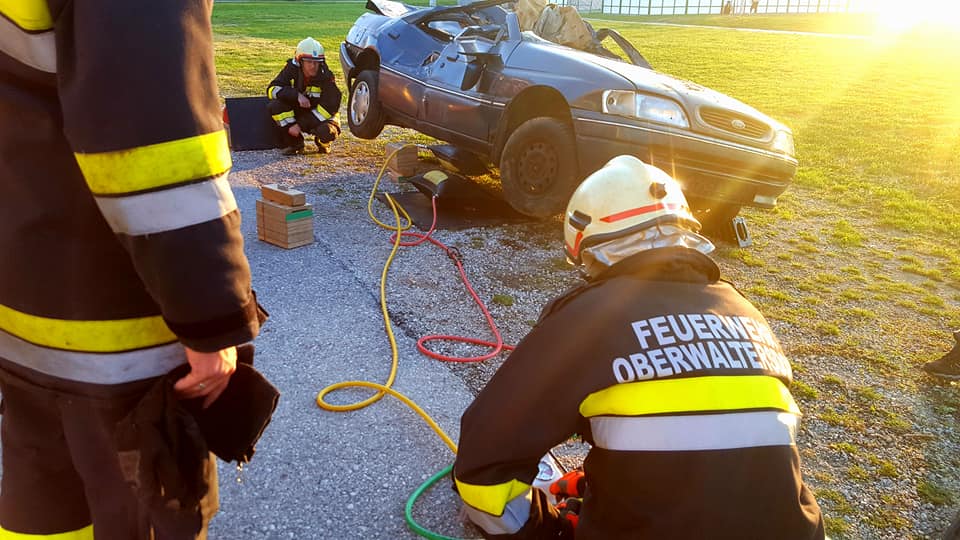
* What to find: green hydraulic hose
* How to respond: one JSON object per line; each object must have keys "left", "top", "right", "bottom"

{"left": 405, "top": 464, "right": 470, "bottom": 540}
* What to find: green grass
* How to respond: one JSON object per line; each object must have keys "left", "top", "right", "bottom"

{"left": 917, "top": 479, "right": 956, "bottom": 506}
{"left": 213, "top": 3, "right": 361, "bottom": 95}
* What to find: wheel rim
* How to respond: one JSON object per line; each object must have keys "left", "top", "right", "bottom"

{"left": 351, "top": 81, "right": 370, "bottom": 125}
{"left": 516, "top": 141, "right": 559, "bottom": 195}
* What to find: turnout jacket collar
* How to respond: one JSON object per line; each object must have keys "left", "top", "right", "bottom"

{"left": 591, "top": 246, "right": 721, "bottom": 285}
{"left": 540, "top": 247, "right": 721, "bottom": 324}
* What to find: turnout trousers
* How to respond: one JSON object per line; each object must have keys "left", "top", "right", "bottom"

{"left": 0, "top": 359, "right": 218, "bottom": 540}
{"left": 266, "top": 99, "right": 339, "bottom": 148}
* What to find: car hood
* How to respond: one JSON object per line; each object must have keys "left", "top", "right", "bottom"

{"left": 561, "top": 48, "right": 787, "bottom": 130}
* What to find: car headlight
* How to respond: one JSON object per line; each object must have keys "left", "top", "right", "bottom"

{"left": 602, "top": 90, "right": 689, "bottom": 129}
{"left": 772, "top": 130, "right": 795, "bottom": 156}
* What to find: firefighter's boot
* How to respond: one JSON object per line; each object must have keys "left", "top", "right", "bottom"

{"left": 923, "top": 330, "right": 960, "bottom": 380}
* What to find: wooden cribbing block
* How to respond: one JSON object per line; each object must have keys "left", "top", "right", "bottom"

{"left": 385, "top": 142, "right": 420, "bottom": 177}
{"left": 261, "top": 184, "right": 306, "bottom": 207}
{"left": 255, "top": 199, "right": 314, "bottom": 249}
{"left": 386, "top": 162, "right": 442, "bottom": 184}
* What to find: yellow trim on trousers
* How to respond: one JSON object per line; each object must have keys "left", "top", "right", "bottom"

{"left": 454, "top": 478, "right": 531, "bottom": 517}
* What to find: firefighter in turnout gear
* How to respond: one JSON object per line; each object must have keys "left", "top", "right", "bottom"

{"left": 453, "top": 155, "right": 825, "bottom": 539}
{"left": 0, "top": 0, "right": 263, "bottom": 538}
{"left": 267, "top": 37, "right": 342, "bottom": 155}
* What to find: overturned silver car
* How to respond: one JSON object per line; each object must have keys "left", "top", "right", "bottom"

{"left": 341, "top": 0, "right": 797, "bottom": 226}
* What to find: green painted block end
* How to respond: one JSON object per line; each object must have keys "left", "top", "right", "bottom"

{"left": 286, "top": 210, "right": 314, "bottom": 222}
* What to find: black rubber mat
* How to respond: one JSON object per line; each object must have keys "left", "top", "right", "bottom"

{"left": 225, "top": 97, "right": 282, "bottom": 151}
{"left": 374, "top": 175, "right": 532, "bottom": 231}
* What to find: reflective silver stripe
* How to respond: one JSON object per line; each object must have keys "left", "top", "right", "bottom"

{"left": 0, "top": 328, "right": 186, "bottom": 384}
{"left": 312, "top": 107, "right": 332, "bottom": 122}
{"left": 590, "top": 410, "right": 798, "bottom": 451}
{"left": 94, "top": 173, "right": 237, "bottom": 235}
{"left": 0, "top": 16, "right": 56, "bottom": 72}
{"left": 462, "top": 487, "right": 531, "bottom": 535}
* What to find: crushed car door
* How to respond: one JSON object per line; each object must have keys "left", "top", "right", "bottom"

{"left": 421, "top": 25, "right": 502, "bottom": 143}
{"left": 376, "top": 22, "right": 442, "bottom": 119}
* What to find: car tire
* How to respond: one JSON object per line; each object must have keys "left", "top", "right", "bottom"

{"left": 348, "top": 70, "right": 386, "bottom": 139}
{"left": 500, "top": 117, "right": 580, "bottom": 218}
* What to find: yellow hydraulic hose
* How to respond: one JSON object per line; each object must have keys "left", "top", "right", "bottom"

{"left": 314, "top": 144, "right": 457, "bottom": 453}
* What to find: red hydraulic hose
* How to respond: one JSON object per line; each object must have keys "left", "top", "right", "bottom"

{"left": 391, "top": 196, "right": 515, "bottom": 363}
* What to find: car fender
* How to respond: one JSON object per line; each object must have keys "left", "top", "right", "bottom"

{"left": 491, "top": 85, "right": 572, "bottom": 164}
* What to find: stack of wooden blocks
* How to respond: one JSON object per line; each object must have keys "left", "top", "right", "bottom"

{"left": 384, "top": 142, "right": 422, "bottom": 182}
{"left": 256, "top": 184, "right": 314, "bottom": 249}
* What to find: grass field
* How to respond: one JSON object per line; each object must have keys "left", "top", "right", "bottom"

{"left": 212, "top": 4, "right": 960, "bottom": 537}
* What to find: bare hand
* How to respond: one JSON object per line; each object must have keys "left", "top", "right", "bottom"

{"left": 174, "top": 346, "right": 237, "bottom": 409}
{"left": 287, "top": 124, "right": 302, "bottom": 137}
{"left": 297, "top": 94, "right": 310, "bottom": 108}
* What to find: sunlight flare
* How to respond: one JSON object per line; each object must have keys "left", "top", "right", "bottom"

{"left": 874, "top": 0, "right": 960, "bottom": 32}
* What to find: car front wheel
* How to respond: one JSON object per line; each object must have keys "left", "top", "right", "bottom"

{"left": 500, "top": 117, "right": 580, "bottom": 218}
{"left": 348, "top": 70, "right": 386, "bottom": 139}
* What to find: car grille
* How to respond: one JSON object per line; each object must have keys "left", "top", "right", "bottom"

{"left": 698, "top": 107, "right": 771, "bottom": 140}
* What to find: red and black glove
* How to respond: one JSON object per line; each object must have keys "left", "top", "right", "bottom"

{"left": 550, "top": 469, "right": 586, "bottom": 500}
{"left": 556, "top": 497, "right": 582, "bottom": 531}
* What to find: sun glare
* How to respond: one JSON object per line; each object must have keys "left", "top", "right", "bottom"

{"left": 874, "top": 0, "right": 960, "bottom": 32}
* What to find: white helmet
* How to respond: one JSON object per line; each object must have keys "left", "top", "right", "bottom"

{"left": 295, "top": 37, "right": 325, "bottom": 65}
{"left": 564, "top": 155, "right": 708, "bottom": 273}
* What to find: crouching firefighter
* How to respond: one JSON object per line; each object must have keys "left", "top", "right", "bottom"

{"left": 452, "top": 155, "right": 825, "bottom": 539}
{"left": 267, "top": 37, "right": 342, "bottom": 155}
{"left": 0, "top": 0, "right": 274, "bottom": 537}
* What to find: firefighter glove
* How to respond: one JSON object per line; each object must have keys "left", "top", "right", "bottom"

{"left": 550, "top": 469, "right": 586, "bottom": 500}
{"left": 556, "top": 497, "right": 582, "bottom": 531}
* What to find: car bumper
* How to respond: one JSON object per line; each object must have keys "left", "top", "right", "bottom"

{"left": 339, "top": 42, "right": 356, "bottom": 82}
{"left": 572, "top": 112, "right": 797, "bottom": 209}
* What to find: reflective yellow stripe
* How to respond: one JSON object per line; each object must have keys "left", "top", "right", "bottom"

{"left": 271, "top": 110, "right": 295, "bottom": 122}
{"left": 0, "top": 524, "right": 93, "bottom": 539}
{"left": 74, "top": 131, "right": 231, "bottom": 196}
{"left": 313, "top": 106, "right": 332, "bottom": 121}
{"left": 454, "top": 478, "right": 530, "bottom": 517}
{"left": 0, "top": 0, "right": 53, "bottom": 31}
{"left": 267, "top": 86, "right": 282, "bottom": 99}
{"left": 305, "top": 85, "right": 321, "bottom": 93}
{"left": 580, "top": 375, "right": 799, "bottom": 418}
{"left": 0, "top": 303, "right": 176, "bottom": 353}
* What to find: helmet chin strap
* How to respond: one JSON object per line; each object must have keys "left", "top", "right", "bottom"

{"left": 579, "top": 224, "right": 715, "bottom": 279}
